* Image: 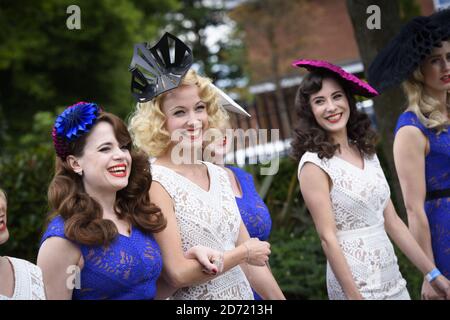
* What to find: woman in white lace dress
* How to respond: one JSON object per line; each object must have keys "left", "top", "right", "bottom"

{"left": 291, "top": 59, "right": 450, "bottom": 300}
{"left": 0, "top": 188, "right": 46, "bottom": 300}
{"left": 129, "top": 68, "right": 285, "bottom": 300}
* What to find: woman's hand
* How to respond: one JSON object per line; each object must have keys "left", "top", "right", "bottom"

{"left": 242, "top": 238, "right": 271, "bottom": 266}
{"left": 421, "top": 278, "right": 443, "bottom": 300}
{"left": 184, "top": 245, "right": 223, "bottom": 275}
{"left": 427, "top": 275, "right": 450, "bottom": 300}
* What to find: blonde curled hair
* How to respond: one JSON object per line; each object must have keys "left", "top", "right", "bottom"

{"left": 128, "top": 69, "right": 229, "bottom": 157}
{"left": 402, "top": 67, "right": 450, "bottom": 133}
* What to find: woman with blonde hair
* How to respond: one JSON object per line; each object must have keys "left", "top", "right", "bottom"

{"left": 128, "top": 33, "right": 284, "bottom": 299}
{"left": 369, "top": 9, "right": 450, "bottom": 299}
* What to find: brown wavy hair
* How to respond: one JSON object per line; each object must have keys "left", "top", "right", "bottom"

{"left": 291, "top": 70, "right": 378, "bottom": 162}
{"left": 47, "top": 112, "right": 166, "bottom": 246}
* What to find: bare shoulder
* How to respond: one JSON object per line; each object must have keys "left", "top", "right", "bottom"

{"left": 40, "top": 237, "right": 79, "bottom": 254}
{"left": 149, "top": 180, "right": 175, "bottom": 212}
{"left": 396, "top": 125, "right": 427, "bottom": 142}
{"left": 149, "top": 180, "right": 172, "bottom": 201}
{"left": 149, "top": 180, "right": 176, "bottom": 222}
{"left": 395, "top": 125, "right": 428, "bottom": 155}
{"left": 299, "top": 162, "right": 330, "bottom": 187}
{"left": 298, "top": 162, "right": 332, "bottom": 204}
{"left": 38, "top": 237, "right": 81, "bottom": 267}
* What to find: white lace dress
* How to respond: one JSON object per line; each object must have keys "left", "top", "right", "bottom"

{"left": 151, "top": 161, "right": 254, "bottom": 300}
{"left": 299, "top": 152, "right": 410, "bottom": 300}
{"left": 0, "top": 257, "right": 46, "bottom": 300}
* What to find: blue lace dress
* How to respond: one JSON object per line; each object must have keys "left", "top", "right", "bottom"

{"left": 395, "top": 111, "right": 450, "bottom": 278}
{"left": 40, "top": 216, "right": 163, "bottom": 300}
{"left": 226, "top": 166, "right": 272, "bottom": 299}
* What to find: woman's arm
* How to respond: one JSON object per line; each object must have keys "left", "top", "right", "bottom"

{"left": 37, "top": 237, "right": 82, "bottom": 300}
{"left": 150, "top": 181, "right": 270, "bottom": 289}
{"left": 299, "top": 162, "right": 362, "bottom": 300}
{"left": 155, "top": 277, "right": 177, "bottom": 300}
{"left": 235, "top": 222, "right": 285, "bottom": 300}
{"left": 393, "top": 126, "right": 434, "bottom": 261}
{"left": 393, "top": 126, "right": 443, "bottom": 299}
{"left": 383, "top": 199, "right": 450, "bottom": 298}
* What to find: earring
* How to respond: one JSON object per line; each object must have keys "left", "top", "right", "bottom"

{"left": 76, "top": 170, "right": 83, "bottom": 176}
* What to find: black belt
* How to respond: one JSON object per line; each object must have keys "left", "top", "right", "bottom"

{"left": 426, "top": 188, "right": 450, "bottom": 201}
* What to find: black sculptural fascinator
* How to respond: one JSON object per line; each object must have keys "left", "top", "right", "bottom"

{"left": 130, "top": 32, "right": 194, "bottom": 102}
{"left": 368, "top": 9, "right": 450, "bottom": 93}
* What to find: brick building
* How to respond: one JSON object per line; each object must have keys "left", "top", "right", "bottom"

{"left": 226, "top": 0, "right": 443, "bottom": 162}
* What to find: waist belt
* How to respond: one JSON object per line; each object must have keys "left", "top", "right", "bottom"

{"left": 336, "top": 222, "right": 385, "bottom": 240}
{"left": 426, "top": 188, "right": 450, "bottom": 201}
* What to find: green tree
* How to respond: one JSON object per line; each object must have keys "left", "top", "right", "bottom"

{"left": 166, "top": 0, "right": 226, "bottom": 77}
{"left": 346, "top": 0, "right": 407, "bottom": 216}
{"left": 0, "top": 0, "right": 178, "bottom": 146}
{"left": 0, "top": 110, "right": 56, "bottom": 261}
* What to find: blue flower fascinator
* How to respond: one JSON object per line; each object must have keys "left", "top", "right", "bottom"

{"left": 52, "top": 102, "right": 101, "bottom": 159}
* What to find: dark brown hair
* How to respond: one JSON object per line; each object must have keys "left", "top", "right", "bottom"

{"left": 291, "top": 70, "right": 378, "bottom": 161}
{"left": 47, "top": 112, "right": 166, "bottom": 246}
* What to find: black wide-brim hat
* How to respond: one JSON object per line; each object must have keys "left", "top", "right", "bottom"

{"left": 368, "top": 9, "right": 450, "bottom": 93}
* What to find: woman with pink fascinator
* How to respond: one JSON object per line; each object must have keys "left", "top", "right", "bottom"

{"left": 291, "top": 59, "right": 450, "bottom": 300}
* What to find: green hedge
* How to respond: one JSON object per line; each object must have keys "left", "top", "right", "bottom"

{"left": 0, "top": 112, "right": 55, "bottom": 262}
{"left": 269, "top": 227, "right": 327, "bottom": 299}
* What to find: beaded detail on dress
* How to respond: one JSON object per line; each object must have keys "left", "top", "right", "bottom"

{"left": 0, "top": 257, "right": 46, "bottom": 300}
{"left": 151, "top": 161, "right": 253, "bottom": 300}
{"left": 299, "top": 152, "right": 410, "bottom": 300}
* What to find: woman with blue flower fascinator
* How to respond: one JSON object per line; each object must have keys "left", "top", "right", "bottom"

{"left": 128, "top": 33, "right": 285, "bottom": 300}
{"left": 37, "top": 102, "right": 172, "bottom": 299}
{"left": 369, "top": 9, "right": 450, "bottom": 300}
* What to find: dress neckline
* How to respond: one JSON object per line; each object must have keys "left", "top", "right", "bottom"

{"left": 153, "top": 161, "right": 213, "bottom": 194}
{"left": 334, "top": 154, "right": 366, "bottom": 171}
{"left": 118, "top": 226, "right": 133, "bottom": 239}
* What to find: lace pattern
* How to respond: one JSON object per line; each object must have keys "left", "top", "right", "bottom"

{"left": 0, "top": 257, "right": 46, "bottom": 300}
{"left": 227, "top": 165, "right": 272, "bottom": 241}
{"left": 40, "top": 216, "right": 162, "bottom": 300}
{"left": 151, "top": 161, "right": 253, "bottom": 300}
{"left": 299, "top": 152, "right": 409, "bottom": 300}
